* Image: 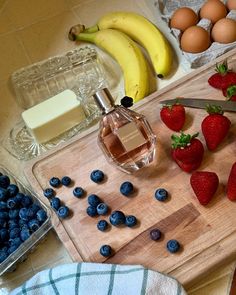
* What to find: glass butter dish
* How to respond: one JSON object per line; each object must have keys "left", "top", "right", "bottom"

{"left": 6, "top": 46, "right": 108, "bottom": 161}
{"left": 0, "top": 165, "right": 52, "bottom": 276}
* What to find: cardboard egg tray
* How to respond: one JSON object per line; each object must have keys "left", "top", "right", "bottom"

{"left": 158, "top": 0, "right": 236, "bottom": 68}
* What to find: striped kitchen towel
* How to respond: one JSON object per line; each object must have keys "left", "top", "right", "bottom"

{"left": 10, "top": 262, "right": 187, "bottom": 295}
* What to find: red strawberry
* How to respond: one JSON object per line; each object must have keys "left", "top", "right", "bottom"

{"left": 222, "top": 85, "right": 236, "bottom": 101}
{"left": 208, "top": 61, "right": 236, "bottom": 90}
{"left": 190, "top": 171, "right": 219, "bottom": 205}
{"left": 160, "top": 103, "right": 185, "bottom": 131}
{"left": 171, "top": 132, "right": 204, "bottom": 173}
{"left": 201, "top": 105, "right": 231, "bottom": 151}
{"left": 226, "top": 162, "right": 236, "bottom": 201}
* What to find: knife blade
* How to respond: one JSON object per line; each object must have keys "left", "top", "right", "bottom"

{"left": 159, "top": 98, "right": 236, "bottom": 112}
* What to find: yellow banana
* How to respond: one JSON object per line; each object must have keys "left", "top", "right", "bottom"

{"left": 69, "top": 28, "right": 149, "bottom": 102}
{"left": 85, "top": 11, "right": 173, "bottom": 78}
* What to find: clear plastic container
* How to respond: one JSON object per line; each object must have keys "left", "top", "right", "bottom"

{"left": 0, "top": 165, "right": 52, "bottom": 276}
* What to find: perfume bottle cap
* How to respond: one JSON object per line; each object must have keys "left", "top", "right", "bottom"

{"left": 93, "top": 88, "right": 115, "bottom": 114}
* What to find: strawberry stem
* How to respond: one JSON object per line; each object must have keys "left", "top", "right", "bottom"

{"left": 215, "top": 60, "right": 229, "bottom": 75}
{"left": 171, "top": 132, "right": 199, "bottom": 149}
{"left": 206, "top": 104, "right": 224, "bottom": 115}
{"left": 226, "top": 85, "right": 236, "bottom": 99}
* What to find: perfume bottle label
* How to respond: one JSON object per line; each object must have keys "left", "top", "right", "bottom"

{"left": 116, "top": 121, "right": 146, "bottom": 152}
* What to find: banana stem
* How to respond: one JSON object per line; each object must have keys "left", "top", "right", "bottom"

{"left": 68, "top": 24, "right": 86, "bottom": 41}
{"left": 73, "top": 32, "right": 96, "bottom": 43}
{"left": 84, "top": 25, "right": 99, "bottom": 33}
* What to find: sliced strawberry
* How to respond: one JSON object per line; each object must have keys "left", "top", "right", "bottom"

{"left": 190, "top": 171, "right": 219, "bottom": 205}
{"left": 201, "top": 105, "right": 231, "bottom": 151}
{"left": 226, "top": 162, "right": 236, "bottom": 201}
{"left": 171, "top": 132, "right": 204, "bottom": 173}
{"left": 160, "top": 103, "right": 185, "bottom": 131}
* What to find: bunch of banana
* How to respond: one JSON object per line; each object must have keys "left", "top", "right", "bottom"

{"left": 68, "top": 11, "right": 173, "bottom": 102}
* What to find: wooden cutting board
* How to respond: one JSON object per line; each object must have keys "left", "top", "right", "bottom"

{"left": 24, "top": 48, "right": 236, "bottom": 288}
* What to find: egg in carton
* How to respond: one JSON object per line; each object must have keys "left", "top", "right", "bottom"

{"left": 158, "top": 0, "right": 236, "bottom": 68}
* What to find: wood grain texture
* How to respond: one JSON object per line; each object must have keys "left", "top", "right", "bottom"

{"left": 24, "top": 48, "right": 236, "bottom": 288}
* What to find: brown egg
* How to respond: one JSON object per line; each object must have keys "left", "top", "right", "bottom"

{"left": 227, "top": 0, "right": 236, "bottom": 10}
{"left": 212, "top": 18, "right": 236, "bottom": 43}
{"left": 180, "top": 26, "right": 211, "bottom": 53}
{"left": 200, "top": 0, "right": 227, "bottom": 24}
{"left": 170, "top": 7, "right": 199, "bottom": 31}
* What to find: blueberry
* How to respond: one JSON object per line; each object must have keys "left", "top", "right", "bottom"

{"left": 30, "top": 204, "right": 41, "bottom": 215}
{"left": 0, "top": 211, "right": 8, "bottom": 219}
{"left": 8, "top": 220, "right": 19, "bottom": 230}
{"left": 166, "top": 239, "right": 180, "bottom": 253}
{"left": 19, "top": 208, "right": 29, "bottom": 221}
{"left": 9, "top": 228, "right": 20, "bottom": 239}
{"left": 28, "top": 219, "right": 40, "bottom": 231}
{"left": 109, "top": 211, "right": 126, "bottom": 226}
{"left": 0, "top": 201, "right": 7, "bottom": 210}
{"left": 97, "top": 220, "right": 109, "bottom": 231}
{"left": 120, "top": 182, "right": 134, "bottom": 196}
{"left": 50, "top": 197, "right": 61, "bottom": 211}
{"left": 155, "top": 188, "right": 168, "bottom": 202}
{"left": 43, "top": 188, "right": 55, "bottom": 199}
{"left": 0, "top": 188, "right": 8, "bottom": 201}
{"left": 0, "top": 228, "right": 8, "bottom": 242}
{"left": 49, "top": 177, "right": 61, "bottom": 188}
{"left": 120, "top": 96, "right": 133, "bottom": 108}
{"left": 88, "top": 194, "right": 101, "bottom": 207}
{"left": 21, "top": 195, "right": 33, "bottom": 207}
{"left": 57, "top": 206, "right": 69, "bottom": 219}
{"left": 61, "top": 176, "right": 71, "bottom": 187}
{"left": 15, "top": 193, "right": 24, "bottom": 203}
{"left": 150, "top": 229, "right": 162, "bottom": 241}
{"left": 9, "top": 237, "right": 22, "bottom": 247}
{"left": 0, "top": 175, "right": 10, "bottom": 189}
{"left": 96, "top": 203, "right": 108, "bottom": 215}
{"left": 86, "top": 206, "right": 98, "bottom": 217}
{"left": 100, "top": 245, "right": 112, "bottom": 257}
{"left": 20, "top": 228, "right": 31, "bottom": 241}
{"left": 18, "top": 219, "right": 28, "bottom": 230}
{"left": 0, "top": 219, "right": 7, "bottom": 228}
{"left": 125, "top": 215, "right": 137, "bottom": 227}
{"left": 73, "top": 187, "right": 85, "bottom": 198}
{"left": 7, "top": 184, "right": 19, "bottom": 197}
{"left": 0, "top": 250, "right": 8, "bottom": 262}
{"left": 9, "top": 209, "right": 19, "bottom": 219}
{"left": 36, "top": 209, "right": 47, "bottom": 223}
{"left": 8, "top": 244, "right": 19, "bottom": 255}
{"left": 90, "top": 170, "right": 104, "bottom": 183}
{"left": 26, "top": 208, "right": 35, "bottom": 219}
{"left": 7, "top": 198, "right": 18, "bottom": 209}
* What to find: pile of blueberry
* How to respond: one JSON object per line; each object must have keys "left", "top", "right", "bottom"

{"left": 43, "top": 176, "right": 73, "bottom": 219}
{"left": 0, "top": 173, "right": 48, "bottom": 264}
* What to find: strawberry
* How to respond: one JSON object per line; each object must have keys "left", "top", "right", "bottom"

{"left": 201, "top": 105, "right": 231, "bottom": 151}
{"left": 222, "top": 85, "right": 236, "bottom": 101}
{"left": 160, "top": 103, "right": 185, "bottom": 131}
{"left": 226, "top": 162, "right": 236, "bottom": 201}
{"left": 171, "top": 132, "right": 204, "bottom": 173}
{"left": 208, "top": 61, "right": 236, "bottom": 90}
{"left": 190, "top": 171, "right": 219, "bottom": 205}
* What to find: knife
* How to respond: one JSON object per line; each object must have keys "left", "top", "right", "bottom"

{"left": 159, "top": 98, "right": 236, "bottom": 112}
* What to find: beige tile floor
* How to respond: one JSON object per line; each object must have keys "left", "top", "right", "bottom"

{"left": 0, "top": 0, "right": 235, "bottom": 294}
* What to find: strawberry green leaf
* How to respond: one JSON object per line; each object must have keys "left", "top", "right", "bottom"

{"left": 206, "top": 104, "right": 224, "bottom": 115}
{"left": 215, "top": 60, "right": 230, "bottom": 75}
{"left": 226, "top": 85, "right": 236, "bottom": 99}
{"left": 171, "top": 132, "right": 199, "bottom": 149}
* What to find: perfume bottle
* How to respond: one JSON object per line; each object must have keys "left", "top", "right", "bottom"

{"left": 93, "top": 88, "right": 156, "bottom": 174}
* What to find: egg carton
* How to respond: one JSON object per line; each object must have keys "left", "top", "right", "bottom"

{"left": 158, "top": 0, "right": 236, "bottom": 68}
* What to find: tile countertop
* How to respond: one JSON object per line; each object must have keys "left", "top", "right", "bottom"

{"left": 0, "top": 0, "right": 235, "bottom": 294}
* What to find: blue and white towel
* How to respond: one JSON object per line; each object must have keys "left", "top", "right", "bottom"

{"left": 10, "top": 262, "right": 187, "bottom": 295}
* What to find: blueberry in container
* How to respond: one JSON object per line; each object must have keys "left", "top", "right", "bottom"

{"left": 0, "top": 165, "right": 52, "bottom": 276}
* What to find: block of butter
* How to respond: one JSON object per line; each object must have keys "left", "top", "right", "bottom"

{"left": 22, "top": 89, "right": 86, "bottom": 144}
